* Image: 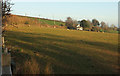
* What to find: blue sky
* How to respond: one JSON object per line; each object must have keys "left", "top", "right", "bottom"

{"left": 11, "top": 0, "right": 118, "bottom": 26}
{"left": 11, "top": 0, "right": 119, "bottom": 2}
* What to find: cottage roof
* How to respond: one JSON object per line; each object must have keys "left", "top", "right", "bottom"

{"left": 77, "top": 24, "right": 80, "bottom": 27}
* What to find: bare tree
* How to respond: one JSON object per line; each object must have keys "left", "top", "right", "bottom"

{"left": 65, "top": 17, "right": 73, "bottom": 29}
{"left": 101, "top": 21, "right": 106, "bottom": 28}
{"left": 73, "top": 20, "right": 78, "bottom": 29}
{"left": 110, "top": 24, "right": 115, "bottom": 28}
{"left": 2, "top": 0, "right": 14, "bottom": 26}
{"left": 65, "top": 17, "right": 78, "bottom": 29}
{"left": 104, "top": 23, "right": 109, "bottom": 30}
{"left": 110, "top": 24, "right": 117, "bottom": 31}
{"left": 2, "top": 0, "right": 14, "bottom": 16}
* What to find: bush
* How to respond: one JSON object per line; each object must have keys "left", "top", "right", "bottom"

{"left": 84, "top": 28, "right": 91, "bottom": 31}
{"left": 99, "top": 29, "right": 103, "bottom": 32}
{"left": 16, "top": 49, "right": 20, "bottom": 52}
{"left": 60, "top": 24, "right": 64, "bottom": 26}
{"left": 15, "top": 58, "right": 40, "bottom": 74}
{"left": 104, "top": 30, "right": 118, "bottom": 33}
{"left": 24, "top": 21, "right": 29, "bottom": 25}
{"left": 91, "top": 26, "right": 100, "bottom": 32}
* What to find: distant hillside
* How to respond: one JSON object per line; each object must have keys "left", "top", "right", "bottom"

{"left": 5, "top": 15, "right": 66, "bottom": 29}
{"left": 16, "top": 15, "right": 65, "bottom": 23}
{"left": 13, "top": 15, "right": 65, "bottom": 25}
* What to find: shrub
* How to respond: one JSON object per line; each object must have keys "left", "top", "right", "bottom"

{"left": 91, "top": 26, "right": 100, "bottom": 32}
{"left": 16, "top": 49, "right": 20, "bottom": 52}
{"left": 24, "top": 21, "right": 29, "bottom": 25}
{"left": 84, "top": 28, "right": 91, "bottom": 31}
{"left": 99, "top": 29, "right": 103, "bottom": 32}
{"left": 22, "top": 58, "right": 40, "bottom": 74}
{"left": 60, "top": 24, "right": 64, "bottom": 26}
{"left": 45, "top": 63, "right": 53, "bottom": 74}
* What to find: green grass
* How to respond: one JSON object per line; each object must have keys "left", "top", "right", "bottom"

{"left": 28, "top": 17, "right": 65, "bottom": 26}
{"left": 5, "top": 25, "right": 119, "bottom": 74}
{"left": 105, "top": 30, "right": 119, "bottom": 34}
{"left": 37, "top": 19, "right": 65, "bottom": 26}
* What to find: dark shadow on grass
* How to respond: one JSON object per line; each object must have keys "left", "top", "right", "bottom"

{"left": 5, "top": 30, "right": 118, "bottom": 74}
{"left": 6, "top": 31, "right": 117, "bottom": 52}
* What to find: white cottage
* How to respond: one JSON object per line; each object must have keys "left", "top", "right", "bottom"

{"left": 76, "top": 24, "right": 83, "bottom": 31}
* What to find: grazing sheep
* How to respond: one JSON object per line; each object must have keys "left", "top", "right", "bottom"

{"left": 28, "top": 25, "right": 30, "bottom": 27}
{"left": 5, "top": 24, "right": 8, "bottom": 26}
{"left": 13, "top": 25, "right": 18, "bottom": 28}
{"left": 53, "top": 26, "right": 56, "bottom": 28}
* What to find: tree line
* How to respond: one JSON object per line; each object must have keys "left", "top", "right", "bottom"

{"left": 65, "top": 17, "right": 118, "bottom": 33}
{"left": 1, "top": 0, "right": 119, "bottom": 33}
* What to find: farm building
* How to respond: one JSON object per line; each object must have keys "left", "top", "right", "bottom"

{"left": 76, "top": 24, "right": 83, "bottom": 31}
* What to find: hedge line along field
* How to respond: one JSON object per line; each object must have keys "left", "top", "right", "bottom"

{"left": 5, "top": 24, "right": 119, "bottom": 74}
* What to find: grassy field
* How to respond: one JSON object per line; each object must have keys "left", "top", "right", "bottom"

{"left": 18, "top": 15, "right": 65, "bottom": 26}
{"left": 33, "top": 17, "right": 64, "bottom": 26}
{"left": 4, "top": 24, "right": 119, "bottom": 74}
